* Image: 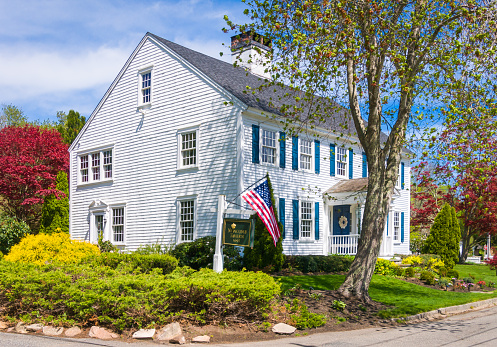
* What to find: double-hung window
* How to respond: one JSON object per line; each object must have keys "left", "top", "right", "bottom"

{"left": 393, "top": 212, "right": 400, "bottom": 242}
{"left": 261, "top": 129, "right": 277, "bottom": 165}
{"left": 300, "top": 139, "right": 312, "bottom": 171}
{"left": 179, "top": 198, "right": 196, "bottom": 242}
{"left": 300, "top": 201, "right": 313, "bottom": 239}
{"left": 336, "top": 147, "right": 347, "bottom": 177}
{"left": 138, "top": 66, "right": 153, "bottom": 107}
{"left": 112, "top": 207, "right": 125, "bottom": 243}
{"left": 178, "top": 128, "right": 199, "bottom": 169}
{"left": 78, "top": 146, "right": 113, "bottom": 185}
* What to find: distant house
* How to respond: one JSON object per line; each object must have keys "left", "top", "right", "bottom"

{"left": 68, "top": 32, "right": 411, "bottom": 256}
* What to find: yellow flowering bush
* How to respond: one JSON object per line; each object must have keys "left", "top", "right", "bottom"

{"left": 5, "top": 233, "right": 99, "bottom": 265}
{"left": 401, "top": 255, "right": 423, "bottom": 266}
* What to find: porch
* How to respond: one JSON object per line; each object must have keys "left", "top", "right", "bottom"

{"left": 329, "top": 234, "right": 360, "bottom": 255}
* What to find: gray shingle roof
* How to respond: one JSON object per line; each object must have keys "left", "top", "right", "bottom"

{"left": 325, "top": 178, "right": 369, "bottom": 194}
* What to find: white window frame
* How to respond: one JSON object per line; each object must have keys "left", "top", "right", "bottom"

{"left": 396, "top": 164, "right": 402, "bottom": 189}
{"left": 111, "top": 204, "right": 126, "bottom": 245}
{"left": 393, "top": 211, "right": 400, "bottom": 242}
{"left": 299, "top": 138, "right": 313, "bottom": 172}
{"left": 77, "top": 145, "right": 114, "bottom": 186}
{"left": 137, "top": 66, "right": 153, "bottom": 108}
{"left": 260, "top": 128, "right": 278, "bottom": 166}
{"left": 300, "top": 200, "right": 314, "bottom": 240}
{"left": 176, "top": 195, "right": 198, "bottom": 243}
{"left": 177, "top": 127, "right": 199, "bottom": 170}
{"left": 336, "top": 146, "right": 348, "bottom": 177}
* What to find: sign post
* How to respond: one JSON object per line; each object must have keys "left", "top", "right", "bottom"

{"left": 213, "top": 195, "right": 226, "bottom": 273}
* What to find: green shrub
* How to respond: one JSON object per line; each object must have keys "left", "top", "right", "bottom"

{"left": 170, "top": 236, "right": 243, "bottom": 271}
{"left": 423, "top": 204, "right": 460, "bottom": 270}
{"left": 284, "top": 255, "right": 354, "bottom": 273}
{"left": 39, "top": 171, "right": 69, "bottom": 234}
{"left": 447, "top": 269, "right": 460, "bottom": 279}
{"left": 84, "top": 252, "right": 178, "bottom": 275}
{"left": 331, "top": 300, "right": 346, "bottom": 311}
{"left": 420, "top": 270, "right": 436, "bottom": 285}
{"left": 462, "top": 277, "right": 474, "bottom": 284}
{"left": 287, "top": 298, "right": 326, "bottom": 329}
{"left": 5, "top": 233, "right": 99, "bottom": 265}
{"left": 0, "top": 261, "right": 280, "bottom": 330}
{"left": 403, "top": 267, "right": 416, "bottom": 278}
{"left": 374, "top": 258, "right": 399, "bottom": 276}
{"left": 0, "top": 214, "right": 31, "bottom": 255}
{"left": 438, "top": 266, "right": 448, "bottom": 277}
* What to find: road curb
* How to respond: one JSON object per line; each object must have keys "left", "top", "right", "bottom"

{"left": 394, "top": 297, "right": 497, "bottom": 322}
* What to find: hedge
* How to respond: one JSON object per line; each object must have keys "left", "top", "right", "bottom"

{"left": 0, "top": 261, "right": 280, "bottom": 331}
{"left": 81, "top": 252, "right": 179, "bottom": 275}
{"left": 284, "top": 255, "right": 354, "bottom": 273}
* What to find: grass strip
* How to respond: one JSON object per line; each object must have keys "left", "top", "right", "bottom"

{"left": 277, "top": 274, "right": 497, "bottom": 318}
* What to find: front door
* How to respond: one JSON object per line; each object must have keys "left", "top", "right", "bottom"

{"left": 333, "top": 205, "right": 351, "bottom": 235}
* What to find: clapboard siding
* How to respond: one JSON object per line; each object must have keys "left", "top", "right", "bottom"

{"left": 70, "top": 38, "right": 241, "bottom": 250}
{"left": 242, "top": 114, "right": 411, "bottom": 256}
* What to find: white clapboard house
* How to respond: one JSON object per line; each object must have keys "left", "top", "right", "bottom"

{"left": 68, "top": 32, "right": 411, "bottom": 256}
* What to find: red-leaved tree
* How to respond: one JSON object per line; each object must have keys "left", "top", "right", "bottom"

{"left": 414, "top": 114, "right": 497, "bottom": 263}
{"left": 0, "top": 125, "right": 69, "bottom": 230}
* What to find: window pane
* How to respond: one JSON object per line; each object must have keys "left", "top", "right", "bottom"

{"left": 300, "top": 139, "right": 312, "bottom": 170}
{"left": 180, "top": 200, "right": 195, "bottom": 241}
{"left": 337, "top": 147, "right": 347, "bottom": 176}
{"left": 112, "top": 208, "right": 124, "bottom": 243}
{"left": 141, "top": 72, "right": 151, "bottom": 103}
{"left": 300, "top": 201, "right": 312, "bottom": 239}
{"left": 104, "top": 150, "right": 112, "bottom": 178}
{"left": 181, "top": 132, "right": 197, "bottom": 167}
{"left": 80, "top": 155, "right": 89, "bottom": 182}
{"left": 92, "top": 153, "right": 100, "bottom": 181}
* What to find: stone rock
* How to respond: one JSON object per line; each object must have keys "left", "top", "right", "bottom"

{"left": 192, "top": 335, "right": 211, "bottom": 343}
{"left": 157, "top": 322, "right": 182, "bottom": 341}
{"left": 64, "top": 326, "right": 82, "bottom": 337}
{"left": 42, "top": 326, "right": 64, "bottom": 336}
{"left": 89, "top": 326, "right": 117, "bottom": 340}
{"left": 15, "top": 322, "right": 27, "bottom": 334}
{"left": 169, "top": 334, "right": 186, "bottom": 344}
{"left": 0, "top": 322, "right": 8, "bottom": 330}
{"left": 7, "top": 327, "right": 14, "bottom": 333}
{"left": 25, "top": 323, "right": 43, "bottom": 332}
{"left": 132, "top": 328, "right": 155, "bottom": 339}
{"left": 272, "top": 323, "right": 296, "bottom": 335}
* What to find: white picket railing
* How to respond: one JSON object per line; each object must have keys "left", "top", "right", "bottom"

{"left": 329, "top": 234, "right": 360, "bottom": 255}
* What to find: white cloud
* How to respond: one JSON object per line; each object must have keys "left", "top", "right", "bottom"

{"left": 0, "top": 44, "right": 130, "bottom": 100}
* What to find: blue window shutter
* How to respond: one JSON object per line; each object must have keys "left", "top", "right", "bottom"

{"left": 362, "top": 152, "right": 367, "bottom": 178}
{"left": 348, "top": 149, "right": 354, "bottom": 179}
{"left": 387, "top": 214, "right": 389, "bottom": 236}
{"left": 315, "top": 140, "right": 320, "bottom": 174}
{"left": 401, "top": 162, "right": 405, "bottom": 189}
{"left": 252, "top": 125, "right": 259, "bottom": 163}
{"left": 293, "top": 200, "right": 299, "bottom": 239}
{"left": 330, "top": 144, "right": 336, "bottom": 176}
{"left": 292, "top": 136, "right": 298, "bottom": 170}
{"left": 401, "top": 212, "right": 405, "bottom": 243}
{"left": 279, "top": 132, "right": 286, "bottom": 168}
{"left": 279, "top": 198, "right": 285, "bottom": 239}
{"left": 315, "top": 202, "right": 319, "bottom": 240}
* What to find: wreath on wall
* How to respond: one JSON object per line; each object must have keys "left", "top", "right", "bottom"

{"left": 339, "top": 215, "right": 348, "bottom": 229}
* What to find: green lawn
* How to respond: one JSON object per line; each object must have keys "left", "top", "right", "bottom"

{"left": 454, "top": 263, "right": 497, "bottom": 284}
{"left": 277, "top": 274, "right": 497, "bottom": 318}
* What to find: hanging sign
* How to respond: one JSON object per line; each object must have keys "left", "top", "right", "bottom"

{"left": 223, "top": 218, "right": 254, "bottom": 247}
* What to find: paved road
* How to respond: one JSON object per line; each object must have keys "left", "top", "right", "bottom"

{"left": 1, "top": 305, "right": 497, "bottom": 347}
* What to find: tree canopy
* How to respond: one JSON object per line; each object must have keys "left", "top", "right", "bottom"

{"left": 0, "top": 125, "right": 69, "bottom": 230}
{"left": 56, "top": 110, "right": 86, "bottom": 145}
{"left": 226, "top": 0, "right": 497, "bottom": 300}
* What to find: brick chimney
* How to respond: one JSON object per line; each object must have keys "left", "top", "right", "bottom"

{"left": 231, "top": 32, "right": 272, "bottom": 79}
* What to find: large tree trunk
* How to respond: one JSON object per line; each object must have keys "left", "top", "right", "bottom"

{"left": 338, "top": 165, "right": 394, "bottom": 302}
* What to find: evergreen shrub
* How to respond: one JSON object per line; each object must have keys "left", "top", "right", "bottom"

{"left": 0, "top": 214, "right": 31, "bottom": 255}
{"left": 0, "top": 261, "right": 280, "bottom": 330}
{"left": 420, "top": 270, "right": 436, "bottom": 285}
{"left": 447, "top": 269, "right": 460, "bottom": 279}
{"left": 39, "top": 171, "right": 69, "bottom": 234}
{"left": 84, "top": 252, "right": 178, "bottom": 274}
{"left": 170, "top": 236, "right": 243, "bottom": 271}
{"left": 374, "top": 258, "right": 400, "bottom": 276}
{"left": 284, "top": 255, "right": 354, "bottom": 273}
{"left": 423, "top": 203, "right": 460, "bottom": 270}
{"left": 5, "top": 233, "right": 99, "bottom": 265}
{"left": 403, "top": 267, "right": 416, "bottom": 278}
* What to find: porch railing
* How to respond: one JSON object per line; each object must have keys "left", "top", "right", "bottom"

{"left": 329, "top": 234, "right": 360, "bottom": 255}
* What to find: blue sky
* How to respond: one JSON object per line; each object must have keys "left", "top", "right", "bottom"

{"left": 0, "top": 0, "right": 246, "bottom": 122}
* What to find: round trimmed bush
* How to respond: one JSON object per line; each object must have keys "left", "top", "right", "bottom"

{"left": 5, "top": 233, "right": 99, "bottom": 265}
{"left": 447, "top": 269, "right": 460, "bottom": 279}
{"left": 420, "top": 270, "right": 436, "bottom": 285}
{"left": 404, "top": 267, "right": 416, "bottom": 278}
{"left": 0, "top": 214, "right": 31, "bottom": 255}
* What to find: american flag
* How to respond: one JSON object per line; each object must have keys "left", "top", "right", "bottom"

{"left": 241, "top": 179, "right": 280, "bottom": 246}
